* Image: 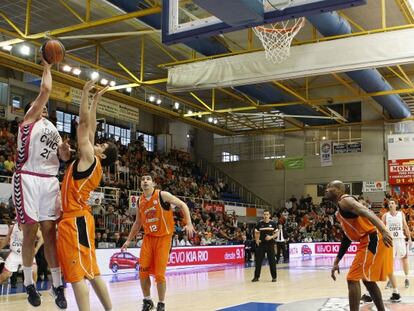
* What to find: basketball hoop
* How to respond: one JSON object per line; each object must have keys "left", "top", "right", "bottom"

{"left": 253, "top": 17, "right": 305, "bottom": 64}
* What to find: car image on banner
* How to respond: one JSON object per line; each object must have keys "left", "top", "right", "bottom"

{"left": 109, "top": 251, "right": 140, "bottom": 273}
{"left": 99, "top": 245, "right": 245, "bottom": 275}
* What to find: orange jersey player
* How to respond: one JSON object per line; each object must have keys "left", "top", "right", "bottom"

{"left": 56, "top": 80, "right": 118, "bottom": 311}
{"left": 326, "top": 180, "right": 393, "bottom": 311}
{"left": 122, "top": 175, "right": 195, "bottom": 311}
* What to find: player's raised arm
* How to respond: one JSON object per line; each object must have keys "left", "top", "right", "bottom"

{"left": 89, "top": 86, "right": 109, "bottom": 145}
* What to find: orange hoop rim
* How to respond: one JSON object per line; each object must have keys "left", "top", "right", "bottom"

{"left": 254, "top": 17, "right": 305, "bottom": 34}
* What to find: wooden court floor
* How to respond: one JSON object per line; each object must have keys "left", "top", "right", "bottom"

{"left": 1, "top": 257, "right": 413, "bottom": 311}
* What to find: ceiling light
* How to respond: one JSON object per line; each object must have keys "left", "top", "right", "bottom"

{"left": 62, "top": 65, "right": 72, "bottom": 72}
{"left": 109, "top": 81, "right": 116, "bottom": 87}
{"left": 20, "top": 44, "right": 30, "bottom": 56}
{"left": 72, "top": 68, "right": 81, "bottom": 75}
{"left": 213, "top": 119, "right": 218, "bottom": 124}
{"left": 100, "top": 78, "right": 108, "bottom": 85}
{"left": 188, "top": 110, "right": 193, "bottom": 114}
{"left": 149, "top": 95, "right": 155, "bottom": 102}
{"left": 91, "top": 71, "right": 99, "bottom": 80}
{"left": 2, "top": 45, "right": 12, "bottom": 51}
{"left": 126, "top": 87, "right": 132, "bottom": 93}
{"left": 208, "top": 117, "right": 213, "bottom": 123}
{"left": 174, "top": 102, "right": 180, "bottom": 109}
{"left": 156, "top": 98, "right": 162, "bottom": 105}
{"left": 322, "top": 136, "right": 326, "bottom": 140}
{"left": 186, "top": 134, "right": 190, "bottom": 138}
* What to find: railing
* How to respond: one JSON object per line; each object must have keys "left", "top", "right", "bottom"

{"left": 127, "top": 191, "right": 272, "bottom": 211}
{"left": 196, "top": 157, "right": 275, "bottom": 210}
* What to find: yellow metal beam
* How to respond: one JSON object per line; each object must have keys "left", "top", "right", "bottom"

{"left": 0, "top": 7, "right": 162, "bottom": 47}
{"left": 212, "top": 89, "right": 215, "bottom": 111}
{"left": 117, "top": 62, "right": 142, "bottom": 84}
{"left": 25, "top": 0, "right": 32, "bottom": 36}
{"left": 272, "top": 81, "right": 344, "bottom": 124}
{"left": 190, "top": 92, "right": 213, "bottom": 111}
{"left": 107, "top": 83, "right": 139, "bottom": 91}
{"left": 140, "top": 36, "right": 145, "bottom": 82}
{"left": 0, "top": 12, "right": 25, "bottom": 37}
{"left": 381, "top": 0, "right": 387, "bottom": 29}
{"left": 338, "top": 12, "right": 365, "bottom": 32}
{"left": 0, "top": 50, "right": 233, "bottom": 136}
{"left": 59, "top": 0, "right": 84, "bottom": 23}
{"left": 85, "top": 0, "right": 91, "bottom": 22}
{"left": 395, "top": 0, "right": 414, "bottom": 23}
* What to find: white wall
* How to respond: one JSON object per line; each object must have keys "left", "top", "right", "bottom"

{"left": 169, "top": 121, "right": 192, "bottom": 152}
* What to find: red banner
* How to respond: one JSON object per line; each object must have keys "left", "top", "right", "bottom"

{"left": 388, "top": 159, "right": 414, "bottom": 185}
{"left": 203, "top": 202, "right": 225, "bottom": 214}
{"left": 314, "top": 243, "right": 358, "bottom": 255}
{"left": 168, "top": 245, "right": 245, "bottom": 266}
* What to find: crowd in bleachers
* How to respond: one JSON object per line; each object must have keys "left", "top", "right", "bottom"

{"left": 2, "top": 115, "right": 414, "bottom": 259}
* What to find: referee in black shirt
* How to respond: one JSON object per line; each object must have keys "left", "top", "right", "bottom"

{"left": 252, "top": 210, "right": 278, "bottom": 282}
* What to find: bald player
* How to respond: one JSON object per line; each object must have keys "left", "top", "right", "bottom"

{"left": 326, "top": 180, "right": 393, "bottom": 311}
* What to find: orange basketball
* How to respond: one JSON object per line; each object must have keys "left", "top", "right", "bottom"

{"left": 40, "top": 39, "right": 65, "bottom": 64}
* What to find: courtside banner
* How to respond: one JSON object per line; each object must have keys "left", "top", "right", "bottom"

{"left": 96, "top": 245, "right": 245, "bottom": 275}
{"left": 290, "top": 242, "right": 414, "bottom": 258}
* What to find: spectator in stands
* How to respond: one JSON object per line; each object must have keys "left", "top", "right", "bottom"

{"left": 179, "top": 235, "right": 192, "bottom": 247}
{"left": 172, "top": 234, "right": 180, "bottom": 247}
{"left": 95, "top": 232, "right": 102, "bottom": 246}
{"left": 4, "top": 155, "right": 15, "bottom": 175}
{"left": 113, "top": 232, "right": 125, "bottom": 248}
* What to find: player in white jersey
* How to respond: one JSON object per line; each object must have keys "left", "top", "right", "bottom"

{"left": 12, "top": 57, "right": 71, "bottom": 308}
{"left": 0, "top": 223, "right": 43, "bottom": 284}
{"left": 381, "top": 199, "right": 412, "bottom": 302}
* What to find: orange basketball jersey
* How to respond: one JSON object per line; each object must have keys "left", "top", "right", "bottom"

{"left": 139, "top": 190, "right": 174, "bottom": 237}
{"left": 61, "top": 157, "right": 102, "bottom": 215}
{"left": 336, "top": 196, "right": 376, "bottom": 242}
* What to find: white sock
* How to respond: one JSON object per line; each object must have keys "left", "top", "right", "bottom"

{"left": 144, "top": 296, "right": 151, "bottom": 301}
{"left": 50, "top": 267, "right": 63, "bottom": 287}
{"left": 393, "top": 288, "right": 399, "bottom": 294}
{"left": 159, "top": 300, "right": 164, "bottom": 304}
{"left": 23, "top": 266, "right": 33, "bottom": 287}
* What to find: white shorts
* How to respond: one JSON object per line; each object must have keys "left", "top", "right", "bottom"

{"left": 3, "top": 252, "right": 36, "bottom": 273}
{"left": 12, "top": 173, "right": 61, "bottom": 224}
{"left": 393, "top": 238, "right": 407, "bottom": 259}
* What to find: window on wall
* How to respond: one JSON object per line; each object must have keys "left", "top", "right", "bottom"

{"left": 214, "top": 134, "right": 285, "bottom": 162}
{"left": 136, "top": 132, "right": 155, "bottom": 152}
{"left": 103, "top": 124, "right": 131, "bottom": 146}
{"left": 222, "top": 152, "right": 239, "bottom": 162}
{"left": 56, "top": 110, "right": 77, "bottom": 133}
{"left": 304, "top": 126, "right": 362, "bottom": 156}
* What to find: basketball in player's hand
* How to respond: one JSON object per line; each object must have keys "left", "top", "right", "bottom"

{"left": 40, "top": 39, "right": 65, "bottom": 64}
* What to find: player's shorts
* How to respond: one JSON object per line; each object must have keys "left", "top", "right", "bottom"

{"left": 57, "top": 212, "right": 100, "bottom": 283}
{"left": 12, "top": 173, "right": 61, "bottom": 225}
{"left": 347, "top": 230, "right": 393, "bottom": 282}
{"left": 139, "top": 234, "right": 172, "bottom": 283}
{"left": 393, "top": 238, "right": 407, "bottom": 259}
{"left": 3, "top": 251, "right": 36, "bottom": 273}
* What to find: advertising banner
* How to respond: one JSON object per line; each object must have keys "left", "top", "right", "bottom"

{"left": 290, "top": 242, "right": 414, "bottom": 258}
{"left": 388, "top": 159, "right": 414, "bottom": 185}
{"left": 96, "top": 245, "right": 245, "bottom": 275}
{"left": 320, "top": 140, "right": 332, "bottom": 167}
{"left": 362, "top": 181, "right": 386, "bottom": 192}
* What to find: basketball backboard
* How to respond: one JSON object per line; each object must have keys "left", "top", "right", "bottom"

{"left": 162, "top": 0, "right": 367, "bottom": 45}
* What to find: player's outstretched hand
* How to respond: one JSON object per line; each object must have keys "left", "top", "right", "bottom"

{"left": 331, "top": 263, "right": 340, "bottom": 281}
{"left": 381, "top": 228, "right": 393, "bottom": 248}
{"left": 121, "top": 240, "right": 129, "bottom": 252}
{"left": 183, "top": 223, "right": 196, "bottom": 238}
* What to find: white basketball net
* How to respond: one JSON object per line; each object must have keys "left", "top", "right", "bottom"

{"left": 253, "top": 17, "right": 305, "bottom": 64}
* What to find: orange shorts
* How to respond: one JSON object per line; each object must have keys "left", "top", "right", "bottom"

{"left": 57, "top": 212, "right": 100, "bottom": 283}
{"left": 139, "top": 234, "right": 172, "bottom": 283}
{"left": 347, "top": 231, "right": 393, "bottom": 281}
